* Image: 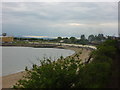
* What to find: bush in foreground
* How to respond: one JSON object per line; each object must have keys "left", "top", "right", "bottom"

{"left": 13, "top": 40, "right": 117, "bottom": 88}
{"left": 13, "top": 58, "right": 82, "bottom": 88}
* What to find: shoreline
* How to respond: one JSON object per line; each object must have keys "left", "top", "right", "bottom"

{"left": 1, "top": 43, "right": 96, "bottom": 49}
{"left": 2, "top": 45, "right": 94, "bottom": 88}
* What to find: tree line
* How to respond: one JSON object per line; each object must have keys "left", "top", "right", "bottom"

{"left": 51, "top": 34, "right": 114, "bottom": 45}
{"left": 14, "top": 34, "right": 115, "bottom": 45}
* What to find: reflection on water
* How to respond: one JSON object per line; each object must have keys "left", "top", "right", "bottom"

{"left": 2, "top": 47, "right": 75, "bottom": 76}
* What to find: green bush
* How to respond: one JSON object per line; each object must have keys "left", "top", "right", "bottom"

{"left": 13, "top": 40, "right": 117, "bottom": 88}
{"left": 76, "top": 61, "right": 112, "bottom": 88}
{"left": 13, "top": 58, "right": 82, "bottom": 88}
{"left": 92, "top": 40, "right": 117, "bottom": 60}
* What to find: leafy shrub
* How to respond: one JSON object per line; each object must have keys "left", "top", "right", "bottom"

{"left": 13, "top": 58, "right": 82, "bottom": 88}
{"left": 92, "top": 40, "right": 117, "bottom": 60}
{"left": 76, "top": 61, "right": 112, "bottom": 88}
{"left": 13, "top": 40, "right": 117, "bottom": 88}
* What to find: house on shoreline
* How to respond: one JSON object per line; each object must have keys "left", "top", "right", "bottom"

{"left": 0, "top": 36, "right": 14, "bottom": 43}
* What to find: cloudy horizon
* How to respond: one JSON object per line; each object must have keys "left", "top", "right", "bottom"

{"left": 2, "top": 2, "right": 118, "bottom": 38}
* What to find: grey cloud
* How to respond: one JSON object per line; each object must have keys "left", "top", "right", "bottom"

{"left": 2, "top": 2, "right": 118, "bottom": 37}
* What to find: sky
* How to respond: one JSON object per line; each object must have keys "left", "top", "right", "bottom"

{"left": 2, "top": 2, "right": 118, "bottom": 38}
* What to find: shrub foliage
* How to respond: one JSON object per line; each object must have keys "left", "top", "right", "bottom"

{"left": 13, "top": 40, "right": 117, "bottom": 88}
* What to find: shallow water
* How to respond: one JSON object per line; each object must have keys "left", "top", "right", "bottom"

{"left": 2, "top": 47, "right": 75, "bottom": 76}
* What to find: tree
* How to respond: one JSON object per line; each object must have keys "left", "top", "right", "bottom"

{"left": 70, "top": 37, "right": 76, "bottom": 43}
{"left": 63, "top": 37, "right": 69, "bottom": 43}
{"left": 79, "top": 35, "right": 88, "bottom": 45}
{"left": 2, "top": 33, "right": 7, "bottom": 36}
{"left": 57, "top": 37, "right": 62, "bottom": 42}
{"left": 88, "top": 35, "right": 95, "bottom": 42}
{"left": 80, "top": 35, "right": 85, "bottom": 40}
{"left": 95, "top": 34, "right": 105, "bottom": 42}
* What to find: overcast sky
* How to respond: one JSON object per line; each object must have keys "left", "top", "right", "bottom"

{"left": 2, "top": 2, "right": 118, "bottom": 38}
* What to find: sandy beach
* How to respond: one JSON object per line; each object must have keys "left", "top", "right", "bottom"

{"left": 2, "top": 46, "right": 93, "bottom": 88}
{"left": 2, "top": 71, "right": 26, "bottom": 88}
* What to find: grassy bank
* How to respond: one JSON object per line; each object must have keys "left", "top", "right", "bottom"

{"left": 12, "top": 40, "right": 119, "bottom": 88}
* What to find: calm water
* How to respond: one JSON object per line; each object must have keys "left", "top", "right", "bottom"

{"left": 2, "top": 47, "right": 75, "bottom": 76}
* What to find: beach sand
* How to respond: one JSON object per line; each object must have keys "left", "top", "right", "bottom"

{"left": 2, "top": 71, "right": 26, "bottom": 88}
{"left": 2, "top": 46, "right": 92, "bottom": 88}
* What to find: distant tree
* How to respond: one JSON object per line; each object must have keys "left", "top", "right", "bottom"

{"left": 79, "top": 35, "right": 88, "bottom": 45}
{"left": 63, "top": 37, "right": 68, "bottom": 40}
{"left": 57, "top": 37, "right": 62, "bottom": 40}
{"left": 70, "top": 37, "right": 76, "bottom": 43}
{"left": 96, "top": 34, "right": 105, "bottom": 41}
{"left": 57, "top": 37, "right": 62, "bottom": 42}
{"left": 98, "top": 34, "right": 103, "bottom": 41}
{"left": 63, "top": 37, "right": 69, "bottom": 43}
{"left": 106, "top": 36, "right": 112, "bottom": 40}
{"left": 88, "top": 35, "right": 95, "bottom": 42}
{"left": 81, "top": 35, "right": 86, "bottom": 40}
{"left": 2, "top": 33, "right": 7, "bottom": 36}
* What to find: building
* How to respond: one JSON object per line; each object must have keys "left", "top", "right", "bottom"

{"left": 0, "top": 36, "right": 14, "bottom": 43}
